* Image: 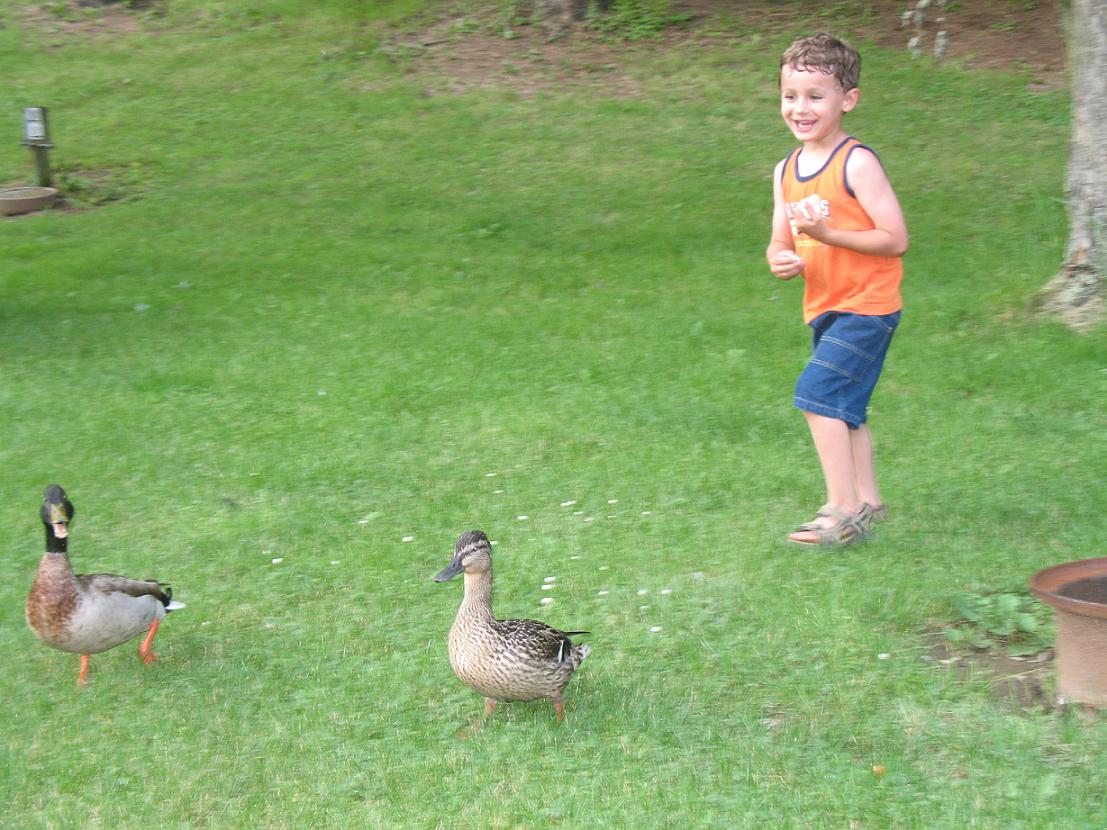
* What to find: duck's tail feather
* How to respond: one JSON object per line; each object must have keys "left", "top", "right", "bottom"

{"left": 573, "top": 643, "right": 591, "bottom": 666}
{"left": 556, "top": 631, "right": 591, "bottom": 665}
{"left": 158, "top": 584, "right": 186, "bottom": 611}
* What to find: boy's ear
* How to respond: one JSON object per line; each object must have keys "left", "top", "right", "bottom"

{"left": 842, "top": 87, "right": 860, "bottom": 112}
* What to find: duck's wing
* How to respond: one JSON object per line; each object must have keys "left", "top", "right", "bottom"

{"left": 77, "top": 573, "right": 172, "bottom": 605}
{"left": 497, "top": 619, "right": 589, "bottom": 664}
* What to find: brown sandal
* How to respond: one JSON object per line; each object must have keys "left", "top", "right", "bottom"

{"left": 787, "top": 505, "right": 868, "bottom": 548}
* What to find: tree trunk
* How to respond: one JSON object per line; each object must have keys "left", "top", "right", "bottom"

{"left": 1041, "top": 0, "right": 1106, "bottom": 330}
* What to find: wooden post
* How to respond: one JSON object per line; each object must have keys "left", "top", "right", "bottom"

{"left": 22, "top": 107, "right": 54, "bottom": 187}
{"left": 32, "top": 146, "right": 52, "bottom": 187}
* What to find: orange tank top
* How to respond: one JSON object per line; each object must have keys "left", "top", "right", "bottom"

{"left": 780, "top": 136, "right": 903, "bottom": 323}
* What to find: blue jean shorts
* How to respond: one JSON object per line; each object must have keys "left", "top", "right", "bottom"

{"left": 794, "top": 310, "right": 900, "bottom": 429}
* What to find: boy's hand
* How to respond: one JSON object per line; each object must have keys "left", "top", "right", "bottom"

{"left": 769, "top": 250, "right": 805, "bottom": 280}
{"left": 790, "top": 194, "right": 827, "bottom": 240}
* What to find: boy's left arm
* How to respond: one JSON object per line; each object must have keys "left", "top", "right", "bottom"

{"left": 791, "top": 149, "right": 909, "bottom": 257}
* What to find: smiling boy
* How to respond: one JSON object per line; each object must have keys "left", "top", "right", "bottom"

{"left": 766, "top": 33, "right": 909, "bottom": 547}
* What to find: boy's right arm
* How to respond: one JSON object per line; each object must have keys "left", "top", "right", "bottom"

{"left": 767, "top": 160, "right": 805, "bottom": 280}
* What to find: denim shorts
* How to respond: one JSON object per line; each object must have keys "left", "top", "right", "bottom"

{"left": 794, "top": 310, "right": 900, "bottom": 429}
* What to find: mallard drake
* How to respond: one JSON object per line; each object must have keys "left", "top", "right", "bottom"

{"left": 25, "top": 484, "right": 185, "bottom": 685}
{"left": 433, "top": 529, "right": 590, "bottom": 724}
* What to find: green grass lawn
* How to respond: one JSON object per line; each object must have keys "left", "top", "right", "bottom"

{"left": 1, "top": 1, "right": 1104, "bottom": 827}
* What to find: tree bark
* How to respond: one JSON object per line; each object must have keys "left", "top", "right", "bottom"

{"left": 1041, "top": 0, "right": 1106, "bottom": 330}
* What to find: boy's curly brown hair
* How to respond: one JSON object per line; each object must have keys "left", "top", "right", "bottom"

{"left": 780, "top": 33, "right": 861, "bottom": 91}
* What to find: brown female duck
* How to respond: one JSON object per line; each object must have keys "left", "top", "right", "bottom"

{"left": 434, "top": 529, "right": 590, "bottom": 724}
{"left": 26, "top": 484, "right": 185, "bottom": 685}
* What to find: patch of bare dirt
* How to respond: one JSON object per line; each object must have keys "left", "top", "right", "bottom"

{"left": 388, "top": 0, "right": 1068, "bottom": 97}
{"left": 382, "top": 15, "right": 650, "bottom": 97}
{"left": 861, "top": 0, "right": 1068, "bottom": 90}
{"left": 923, "top": 638, "right": 1057, "bottom": 710}
{"left": 20, "top": 0, "right": 155, "bottom": 39}
{"left": 1, "top": 163, "right": 151, "bottom": 220}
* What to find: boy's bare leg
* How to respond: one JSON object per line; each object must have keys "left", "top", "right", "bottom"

{"left": 789, "top": 412, "right": 861, "bottom": 542}
{"left": 849, "top": 424, "right": 882, "bottom": 509}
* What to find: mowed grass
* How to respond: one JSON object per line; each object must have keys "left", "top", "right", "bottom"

{"left": 0, "top": 1, "right": 1104, "bottom": 827}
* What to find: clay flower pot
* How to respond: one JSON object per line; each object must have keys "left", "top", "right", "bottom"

{"left": 0, "top": 186, "right": 58, "bottom": 216}
{"left": 1030, "top": 557, "right": 1107, "bottom": 706}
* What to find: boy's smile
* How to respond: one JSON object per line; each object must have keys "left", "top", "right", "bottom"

{"left": 780, "top": 66, "right": 859, "bottom": 151}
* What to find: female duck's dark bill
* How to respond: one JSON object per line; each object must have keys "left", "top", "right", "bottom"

{"left": 433, "top": 559, "right": 464, "bottom": 582}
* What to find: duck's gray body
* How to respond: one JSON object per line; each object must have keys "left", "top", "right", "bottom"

{"left": 27, "top": 553, "right": 172, "bottom": 654}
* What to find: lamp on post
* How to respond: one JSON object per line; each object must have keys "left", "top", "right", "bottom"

{"left": 22, "top": 107, "right": 53, "bottom": 187}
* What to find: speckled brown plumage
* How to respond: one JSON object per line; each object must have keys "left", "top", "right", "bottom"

{"left": 434, "top": 530, "right": 590, "bottom": 724}
{"left": 25, "top": 485, "right": 184, "bottom": 685}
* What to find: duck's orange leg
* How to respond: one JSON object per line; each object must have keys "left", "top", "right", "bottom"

{"left": 77, "top": 654, "right": 90, "bottom": 686}
{"left": 481, "top": 699, "right": 497, "bottom": 722}
{"left": 456, "top": 699, "right": 498, "bottom": 739}
{"left": 138, "top": 619, "right": 161, "bottom": 665}
{"left": 553, "top": 698, "right": 565, "bottom": 724}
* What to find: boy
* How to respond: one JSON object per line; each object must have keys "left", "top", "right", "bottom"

{"left": 766, "top": 33, "right": 908, "bottom": 547}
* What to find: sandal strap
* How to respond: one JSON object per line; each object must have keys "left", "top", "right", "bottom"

{"left": 814, "top": 505, "right": 858, "bottom": 522}
{"left": 864, "top": 502, "right": 888, "bottom": 522}
{"left": 790, "top": 506, "right": 867, "bottom": 546}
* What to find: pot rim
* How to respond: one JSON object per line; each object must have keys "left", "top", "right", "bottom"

{"left": 1030, "top": 556, "right": 1107, "bottom": 620}
{"left": 0, "top": 186, "right": 58, "bottom": 198}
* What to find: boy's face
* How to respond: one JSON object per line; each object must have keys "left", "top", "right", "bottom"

{"left": 780, "top": 65, "right": 859, "bottom": 147}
